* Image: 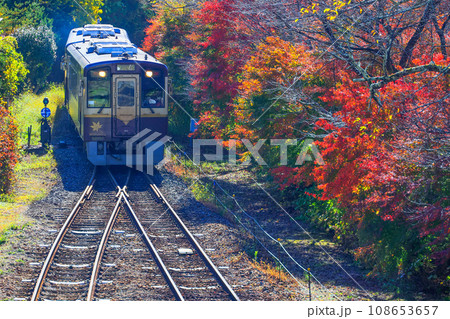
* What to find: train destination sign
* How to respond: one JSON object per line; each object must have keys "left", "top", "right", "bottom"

{"left": 117, "top": 64, "right": 136, "bottom": 71}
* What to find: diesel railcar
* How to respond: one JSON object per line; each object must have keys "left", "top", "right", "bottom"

{"left": 62, "top": 24, "right": 168, "bottom": 166}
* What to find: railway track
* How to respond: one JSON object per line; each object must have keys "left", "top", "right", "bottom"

{"left": 31, "top": 167, "right": 118, "bottom": 300}
{"left": 87, "top": 169, "right": 180, "bottom": 301}
{"left": 30, "top": 167, "right": 239, "bottom": 301}
{"left": 120, "top": 170, "right": 239, "bottom": 301}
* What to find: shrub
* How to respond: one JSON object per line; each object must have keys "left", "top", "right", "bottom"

{"left": 0, "top": 36, "right": 28, "bottom": 99}
{"left": 0, "top": 36, "right": 26, "bottom": 194}
{"left": 14, "top": 25, "right": 57, "bottom": 91}
{"left": 0, "top": 1, "right": 51, "bottom": 33}
{"left": 0, "top": 106, "right": 18, "bottom": 194}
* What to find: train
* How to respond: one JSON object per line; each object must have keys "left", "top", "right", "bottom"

{"left": 62, "top": 24, "right": 169, "bottom": 166}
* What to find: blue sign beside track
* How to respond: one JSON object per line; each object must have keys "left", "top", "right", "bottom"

{"left": 41, "top": 107, "right": 51, "bottom": 118}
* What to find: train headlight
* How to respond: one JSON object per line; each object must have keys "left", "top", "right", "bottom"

{"left": 98, "top": 71, "right": 107, "bottom": 78}
{"left": 145, "top": 71, "right": 153, "bottom": 78}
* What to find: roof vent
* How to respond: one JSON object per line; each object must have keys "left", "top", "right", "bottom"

{"left": 84, "top": 24, "right": 114, "bottom": 30}
{"left": 83, "top": 29, "right": 115, "bottom": 38}
{"left": 94, "top": 44, "right": 137, "bottom": 56}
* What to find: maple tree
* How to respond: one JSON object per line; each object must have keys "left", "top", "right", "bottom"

{"left": 236, "top": 0, "right": 449, "bottom": 274}
{"left": 144, "top": 0, "right": 449, "bottom": 292}
{"left": 142, "top": 0, "right": 195, "bottom": 136}
{"left": 233, "top": 36, "right": 323, "bottom": 139}
{"left": 188, "top": 0, "right": 251, "bottom": 139}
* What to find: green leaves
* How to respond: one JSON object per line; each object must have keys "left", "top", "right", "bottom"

{"left": 14, "top": 25, "right": 56, "bottom": 91}
{"left": 0, "top": 36, "right": 28, "bottom": 99}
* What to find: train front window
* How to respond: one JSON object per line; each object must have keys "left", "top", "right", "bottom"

{"left": 117, "top": 80, "right": 135, "bottom": 107}
{"left": 87, "top": 69, "right": 110, "bottom": 108}
{"left": 142, "top": 75, "right": 164, "bottom": 109}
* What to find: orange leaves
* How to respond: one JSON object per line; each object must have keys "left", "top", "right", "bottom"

{"left": 239, "top": 36, "right": 316, "bottom": 94}
{"left": 308, "top": 52, "right": 449, "bottom": 269}
{"left": 141, "top": 3, "right": 193, "bottom": 58}
{"left": 142, "top": 19, "right": 163, "bottom": 55}
{"left": 143, "top": 0, "right": 450, "bottom": 273}
{"left": 271, "top": 166, "right": 315, "bottom": 190}
{"left": 230, "top": 36, "right": 324, "bottom": 140}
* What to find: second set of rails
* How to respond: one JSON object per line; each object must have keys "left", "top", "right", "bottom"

{"left": 30, "top": 167, "right": 239, "bottom": 301}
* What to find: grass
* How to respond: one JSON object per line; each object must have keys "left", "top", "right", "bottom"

{"left": 15, "top": 152, "right": 56, "bottom": 174}
{"left": 166, "top": 151, "right": 237, "bottom": 207}
{"left": 250, "top": 259, "right": 290, "bottom": 284}
{"left": 180, "top": 157, "right": 231, "bottom": 175}
{"left": 0, "top": 210, "right": 27, "bottom": 246}
{"left": 0, "top": 150, "right": 57, "bottom": 246}
{"left": 0, "top": 86, "right": 63, "bottom": 246}
{"left": 190, "top": 180, "right": 215, "bottom": 202}
{"left": 13, "top": 151, "right": 57, "bottom": 203}
{"left": 10, "top": 84, "right": 64, "bottom": 146}
{"left": 0, "top": 151, "right": 56, "bottom": 219}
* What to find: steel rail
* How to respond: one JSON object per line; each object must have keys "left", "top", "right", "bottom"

{"left": 31, "top": 167, "right": 97, "bottom": 301}
{"left": 102, "top": 169, "right": 185, "bottom": 301}
{"left": 122, "top": 194, "right": 184, "bottom": 301}
{"left": 145, "top": 174, "right": 240, "bottom": 301}
{"left": 86, "top": 192, "right": 123, "bottom": 301}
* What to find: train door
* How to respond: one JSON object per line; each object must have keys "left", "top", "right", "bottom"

{"left": 112, "top": 74, "right": 139, "bottom": 137}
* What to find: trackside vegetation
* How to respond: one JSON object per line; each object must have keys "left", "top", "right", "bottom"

{"left": 143, "top": 0, "right": 449, "bottom": 297}
{"left": 0, "top": 1, "right": 161, "bottom": 254}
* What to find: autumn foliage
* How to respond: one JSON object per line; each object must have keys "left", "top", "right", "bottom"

{"left": 142, "top": 2, "right": 194, "bottom": 136}
{"left": 188, "top": 0, "right": 252, "bottom": 139}
{"left": 0, "top": 36, "right": 27, "bottom": 194}
{"left": 0, "top": 106, "right": 18, "bottom": 194}
{"left": 143, "top": 0, "right": 449, "bottom": 293}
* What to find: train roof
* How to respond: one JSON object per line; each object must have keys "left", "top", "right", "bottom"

{"left": 66, "top": 24, "right": 166, "bottom": 72}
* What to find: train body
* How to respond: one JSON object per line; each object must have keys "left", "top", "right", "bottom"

{"left": 63, "top": 24, "right": 168, "bottom": 166}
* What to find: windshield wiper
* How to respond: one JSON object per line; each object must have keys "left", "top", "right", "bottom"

{"left": 97, "top": 104, "right": 106, "bottom": 114}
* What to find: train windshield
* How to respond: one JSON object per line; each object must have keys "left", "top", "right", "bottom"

{"left": 117, "top": 80, "right": 135, "bottom": 107}
{"left": 87, "top": 69, "right": 110, "bottom": 108}
{"left": 142, "top": 73, "right": 164, "bottom": 109}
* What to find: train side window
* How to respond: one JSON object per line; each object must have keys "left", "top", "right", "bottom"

{"left": 142, "top": 76, "right": 164, "bottom": 109}
{"left": 69, "top": 65, "right": 78, "bottom": 98}
{"left": 87, "top": 69, "right": 111, "bottom": 108}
